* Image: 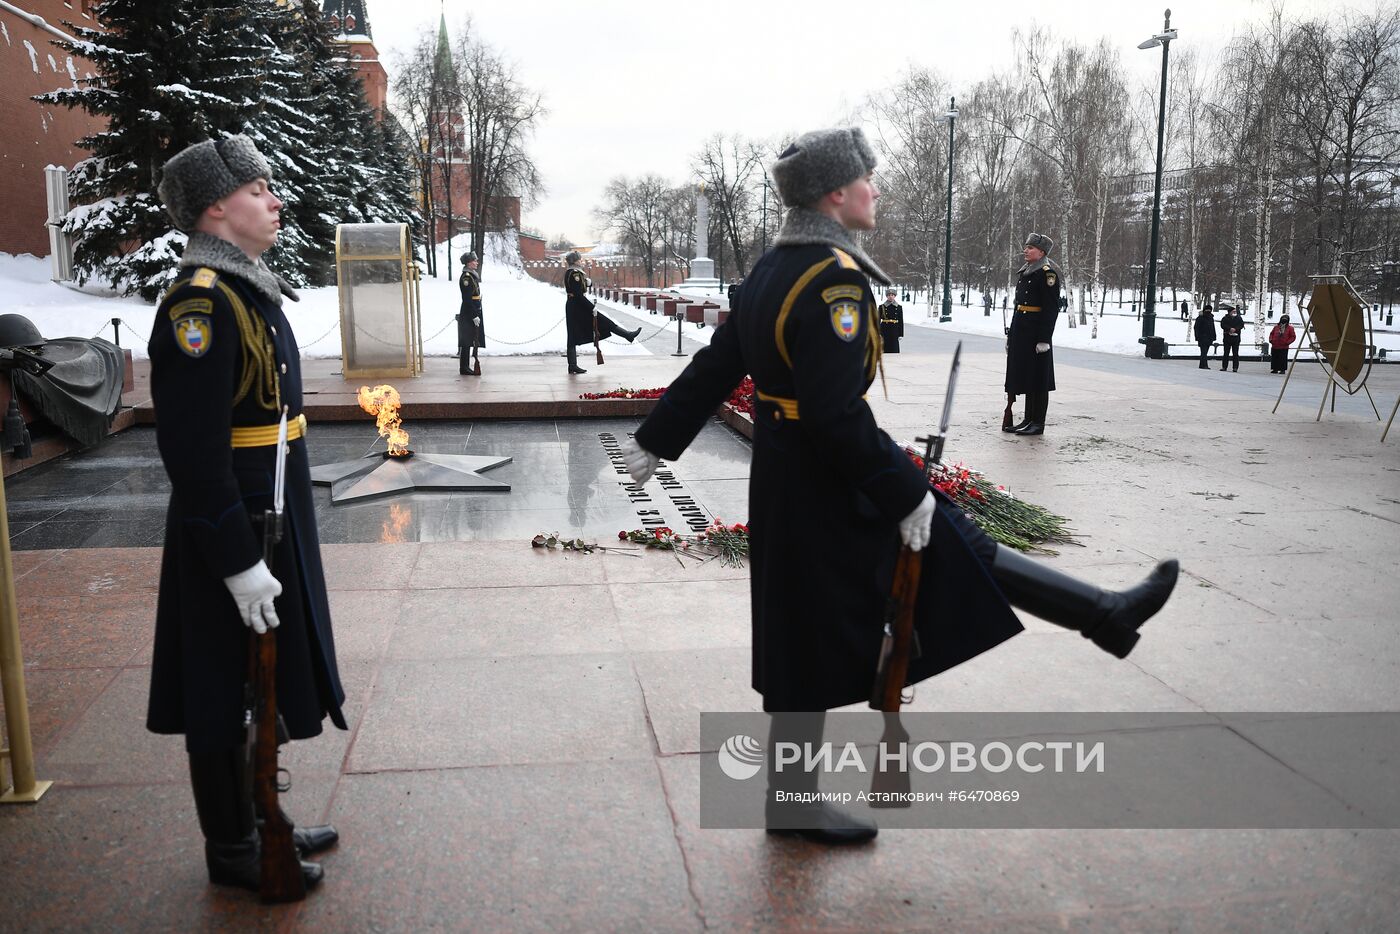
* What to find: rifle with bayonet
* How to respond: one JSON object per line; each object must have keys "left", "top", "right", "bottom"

{"left": 245, "top": 408, "right": 305, "bottom": 903}
{"left": 868, "top": 343, "right": 961, "bottom": 805}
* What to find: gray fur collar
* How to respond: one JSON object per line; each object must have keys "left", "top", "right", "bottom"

{"left": 1018, "top": 256, "right": 1061, "bottom": 276}
{"left": 179, "top": 231, "right": 299, "bottom": 307}
{"left": 773, "top": 208, "right": 891, "bottom": 286}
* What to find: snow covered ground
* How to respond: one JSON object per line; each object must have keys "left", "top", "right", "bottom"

{"left": 898, "top": 289, "right": 1400, "bottom": 358}
{"left": 3, "top": 242, "right": 1396, "bottom": 361}
{"left": 0, "top": 233, "right": 654, "bottom": 361}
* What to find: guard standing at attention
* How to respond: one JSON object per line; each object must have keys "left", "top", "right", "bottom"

{"left": 1004, "top": 232, "right": 1061, "bottom": 435}
{"left": 458, "top": 251, "right": 484, "bottom": 375}
{"left": 878, "top": 287, "right": 904, "bottom": 353}
{"left": 148, "top": 134, "right": 345, "bottom": 893}
{"left": 618, "top": 127, "right": 1179, "bottom": 845}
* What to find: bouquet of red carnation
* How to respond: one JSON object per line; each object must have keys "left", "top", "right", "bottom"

{"left": 902, "top": 444, "right": 1076, "bottom": 553}
{"left": 616, "top": 519, "right": 750, "bottom": 567}
{"left": 581, "top": 378, "right": 755, "bottom": 416}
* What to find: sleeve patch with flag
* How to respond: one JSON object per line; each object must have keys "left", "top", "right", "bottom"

{"left": 829, "top": 300, "right": 861, "bottom": 342}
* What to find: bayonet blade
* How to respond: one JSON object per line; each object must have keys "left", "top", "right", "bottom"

{"left": 272, "top": 407, "right": 289, "bottom": 518}
{"left": 938, "top": 341, "right": 962, "bottom": 435}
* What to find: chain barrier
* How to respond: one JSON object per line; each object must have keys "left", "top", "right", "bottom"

{"left": 101, "top": 317, "right": 150, "bottom": 345}
{"left": 296, "top": 319, "right": 341, "bottom": 350}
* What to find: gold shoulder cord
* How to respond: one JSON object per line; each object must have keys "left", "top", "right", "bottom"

{"left": 217, "top": 281, "right": 281, "bottom": 412}
{"left": 867, "top": 299, "right": 887, "bottom": 398}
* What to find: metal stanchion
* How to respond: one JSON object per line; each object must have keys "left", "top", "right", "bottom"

{"left": 672, "top": 306, "right": 687, "bottom": 357}
{"left": 111, "top": 317, "right": 121, "bottom": 348}
{"left": 0, "top": 469, "right": 52, "bottom": 804}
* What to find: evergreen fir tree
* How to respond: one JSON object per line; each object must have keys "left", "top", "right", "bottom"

{"left": 40, "top": 0, "right": 421, "bottom": 298}
{"left": 39, "top": 0, "right": 263, "bottom": 299}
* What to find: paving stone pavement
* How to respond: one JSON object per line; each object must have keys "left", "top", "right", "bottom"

{"left": 3, "top": 322, "right": 1399, "bottom": 931}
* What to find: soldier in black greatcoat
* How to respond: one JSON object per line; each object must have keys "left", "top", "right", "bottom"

{"left": 619, "top": 128, "right": 1179, "bottom": 845}
{"left": 877, "top": 287, "right": 904, "bottom": 353}
{"left": 1004, "top": 232, "right": 1061, "bottom": 435}
{"left": 149, "top": 135, "right": 344, "bottom": 893}
{"left": 562, "top": 251, "right": 641, "bottom": 374}
{"left": 457, "top": 251, "right": 484, "bottom": 375}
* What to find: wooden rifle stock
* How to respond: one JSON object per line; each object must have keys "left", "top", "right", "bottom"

{"left": 249, "top": 510, "right": 305, "bottom": 903}
{"left": 868, "top": 546, "right": 923, "bottom": 806}
{"left": 592, "top": 307, "right": 604, "bottom": 365}
{"left": 870, "top": 546, "right": 922, "bottom": 711}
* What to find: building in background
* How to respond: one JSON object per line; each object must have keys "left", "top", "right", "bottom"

{"left": 0, "top": 1, "right": 104, "bottom": 258}
{"left": 321, "top": 0, "right": 387, "bottom": 112}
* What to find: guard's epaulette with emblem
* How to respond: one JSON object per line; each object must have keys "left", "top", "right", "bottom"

{"left": 830, "top": 248, "right": 859, "bottom": 271}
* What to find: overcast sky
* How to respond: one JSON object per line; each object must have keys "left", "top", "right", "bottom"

{"left": 363, "top": 0, "right": 1348, "bottom": 243}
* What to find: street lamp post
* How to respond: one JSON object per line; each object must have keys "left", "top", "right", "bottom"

{"left": 940, "top": 96, "right": 958, "bottom": 323}
{"left": 1138, "top": 9, "right": 1178, "bottom": 343}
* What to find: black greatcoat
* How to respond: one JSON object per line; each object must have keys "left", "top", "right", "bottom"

{"left": 635, "top": 243, "right": 1022, "bottom": 711}
{"left": 564, "top": 265, "right": 629, "bottom": 345}
{"left": 1005, "top": 257, "right": 1061, "bottom": 395}
{"left": 458, "top": 267, "right": 484, "bottom": 349}
{"left": 146, "top": 265, "right": 347, "bottom": 753}
{"left": 878, "top": 300, "right": 904, "bottom": 353}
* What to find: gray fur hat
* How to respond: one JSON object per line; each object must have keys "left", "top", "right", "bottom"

{"left": 157, "top": 134, "right": 273, "bottom": 232}
{"left": 1024, "top": 232, "right": 1054, "bottom": 254}
{"left": 462, "top": 251, "right": 479, "bottom": 264}
{"left": 771, "top": 128, "right": 877, "bottom": 208}
{"left": 564, "top": 250, "right": 581, "bottom": 265}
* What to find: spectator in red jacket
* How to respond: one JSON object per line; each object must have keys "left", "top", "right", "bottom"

{"left": 1268, "top": 315, "right": 1297, "bottom": 373}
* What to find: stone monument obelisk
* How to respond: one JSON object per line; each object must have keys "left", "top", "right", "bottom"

{"left": 679, "top": 182, "right": 720, "bottom": 290}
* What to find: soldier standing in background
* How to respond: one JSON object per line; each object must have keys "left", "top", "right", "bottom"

{"left": 878, "top": 287, "right": 904, "bottom": 353}
{"left": 458, "top": 251, "right": 483, "bottom": 376}
{"left": 1003, "top": 233, "right": 1061, "bottom": 436}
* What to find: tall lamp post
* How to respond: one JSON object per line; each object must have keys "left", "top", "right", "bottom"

{"left": 939, "top": 96, "right": 959, "bottom": 322}
{"left": 1138, "top": 10, "right": 1177, "bottom": 342}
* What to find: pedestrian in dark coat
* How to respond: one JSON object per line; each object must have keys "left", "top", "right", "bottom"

{"left": 149, "top": 134, "right": 342, "bottom": 893}
{"left": 1194, "top": 304, "right": 1217, "bottom": 369}
{"left": 457, "top": 251, "right": 483, "bottom": 375}
{"left": 878, "top": 287, "right": 904, "bottom": 353}
{"left": 1268, "top": 315, "right": 1296, "bottom": 373}
{"left": 619, "top": 127, "right": 1178, "bottom": 845}
{"left": 1219, "top": 305, "right": 1245, "bottom": 371}
{"left": 1003, "top": 232, "right": 1061, "bottom": 435}
{"left": 562, "top": 252, "right": 641, "bottom": 374}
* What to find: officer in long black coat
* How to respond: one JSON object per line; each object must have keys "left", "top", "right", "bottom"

{"left": 1004, "top": 232, "right": 1061, "bottom": 435}
{"left": 458, "top": 251, "right": 483, "bottom": 375}
{"left": 619, "top": 128, "right": 1179, "bottom": 845}
{"left": 878, "top": 287, "right": 904, "bottom": 353}
{"left": 149, "top": 135, "right": 343, "bottom": 893}
{"left": 562, "top": 252, "right": 641, "bottom": 374}
{"left": 1194, "top": 303, "right": 1218, "bottom": 369}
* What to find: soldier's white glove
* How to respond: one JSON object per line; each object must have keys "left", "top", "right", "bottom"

{"left": 224, "top": 560, "right": 282, "bottom": 634}
{"left": 1035, "top": 342, "right": 1051, "bottom": 353}
{"left": 898, "top": 491, "right": 937, "bottom": 552}
{"left": 621, "top": 437, "right": 660, "bottom": 484}
{"left": 473, "top": 317, "right": 481, "bottom": 327}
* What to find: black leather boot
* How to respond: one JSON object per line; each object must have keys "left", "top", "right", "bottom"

{"left": 623, "top": 326, "right": 642, "bottom": 343}
{"left": 990, "top": 546, "right": 1179, "bottom": 658}
{"left": 189, "top": 749, "right": 325, "bottom": 892}
{"left": 1002, "top": 417, "right": 1028, "bottom": 433}
{"left": 566, "top": 345, "right": 586, "bottom": 374}
{"left": 764, "top": 712, "right": 877, "bottom": 845}
{"left": 1014, "top": 393, "right": 1046, "bottom": 435}
{"left": 293, "top": 825, "right": 340, "bottom": 856}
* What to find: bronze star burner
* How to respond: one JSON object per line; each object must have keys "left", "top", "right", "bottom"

{"left": 310, "top": 384, "right": 512, "bottom": 504}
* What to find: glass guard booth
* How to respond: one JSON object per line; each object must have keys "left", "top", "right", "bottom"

{"left": 335, "top": 223, "right": 423, "bottom": 378}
